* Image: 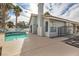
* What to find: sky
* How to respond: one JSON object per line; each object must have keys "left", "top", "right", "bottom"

{"left": 45, "top": 3, "right": 79, "bottom": 22}
{"left": 8, "top": 3, "right": 79, "bottom": 24}
{"left": 8, "top": 3, "right": 38, "bottom": 24}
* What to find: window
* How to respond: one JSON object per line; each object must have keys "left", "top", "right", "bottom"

{"left": 50, "top": 27, "right": 56, "bottom": 32}
{"left": 45, "top": 21, "right": 48, "bottom": 32}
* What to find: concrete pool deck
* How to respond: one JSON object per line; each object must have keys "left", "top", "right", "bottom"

{"left": 1, "top": 33, "right": 79, "bottom": 56}
{"left": 20, "top": 34, "right": 79, "bottom": 56}
{"left": 0, "top": 33, "right": 24, "bottom": 56}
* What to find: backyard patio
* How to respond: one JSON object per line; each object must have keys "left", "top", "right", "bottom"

{"left": 20, "top": 34, "right": 79, "bottom": 56}
{"left": 1, "top": 33, "right": 79, "bottom": 56}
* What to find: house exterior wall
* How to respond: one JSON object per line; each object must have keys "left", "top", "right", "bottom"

{"left": 29, "top": 16, "right": 37, "bottom": 34}
{"left": 48, "top": 20, "right": 65, "bottom": 37}
{"left": 65, "top": 22, "right": 74, "bottom": 34}
{"left": 37, "top": 3, "right": 44, "bottom": 36}
{"left": 44, "top": 19, "right": 77, "bottom": 37}
{"left": 30, "top": 15, "right": 79, "bottom": 38}
{"left": 44, "top": 19, "right": 49, "bottom": 37}
{"left": 75, "top": 25, "right": 78, "bottom": 33}
{"left": 44, "top": 19, "right": 65, "bottom": 37}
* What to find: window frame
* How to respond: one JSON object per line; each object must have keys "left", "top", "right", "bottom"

{"left": 45, "top": 21, "right": 48, "bottom": 32}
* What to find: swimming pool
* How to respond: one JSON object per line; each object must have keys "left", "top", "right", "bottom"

{"left": 5, "top": 32, "right": 29, "bottom": 42}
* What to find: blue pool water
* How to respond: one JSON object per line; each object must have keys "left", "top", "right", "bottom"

{"left": 5, "top": 32, "right": 28, "bottom": 42}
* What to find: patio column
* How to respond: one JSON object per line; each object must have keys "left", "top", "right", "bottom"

{"left": 37, "top": 3, "right": 44, "bottom": 36}
{"left": 75, "top": 25, "right": 78, "bottom": 33}
{"left": 73, "top": 24, "right": 77, "bottom": 34}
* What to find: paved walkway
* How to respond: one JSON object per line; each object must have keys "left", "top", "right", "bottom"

{"left": 20, "top": 34, "right": 79, "bottom": 56}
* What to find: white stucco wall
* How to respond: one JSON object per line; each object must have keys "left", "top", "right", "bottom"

{"left": 30, "top": 16, "right": 37, "bottom": 34}
{"left": 37, "top": 3, "right": 44, "bottom": 36}
{"left": 66, "top": 22, "right": 74, "bottom": 34}
{"left": 44, "top": 18, "right": 77, "bottom": 37}
{"left": 44, "top": 19, "right": 65, "bottom": 37}
{"left": 48, "top": 20, "right": 65, "bottom": 37}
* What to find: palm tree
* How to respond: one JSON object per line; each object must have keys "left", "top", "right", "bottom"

{"left": 1, "top": 3, "right": 14, "bottom": 29}
{"left": 44, "top": 12, "right": 51, "bottom": 16}
{"left": 13, "top": 5, "right": 22, "bottom": 28}
{"left": 7, "top": 21, "right": 14, "bottom": 28}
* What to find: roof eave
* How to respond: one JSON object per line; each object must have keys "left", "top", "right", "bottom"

{"left": 43, "top": 16, "right": 79, "bottom": 25}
